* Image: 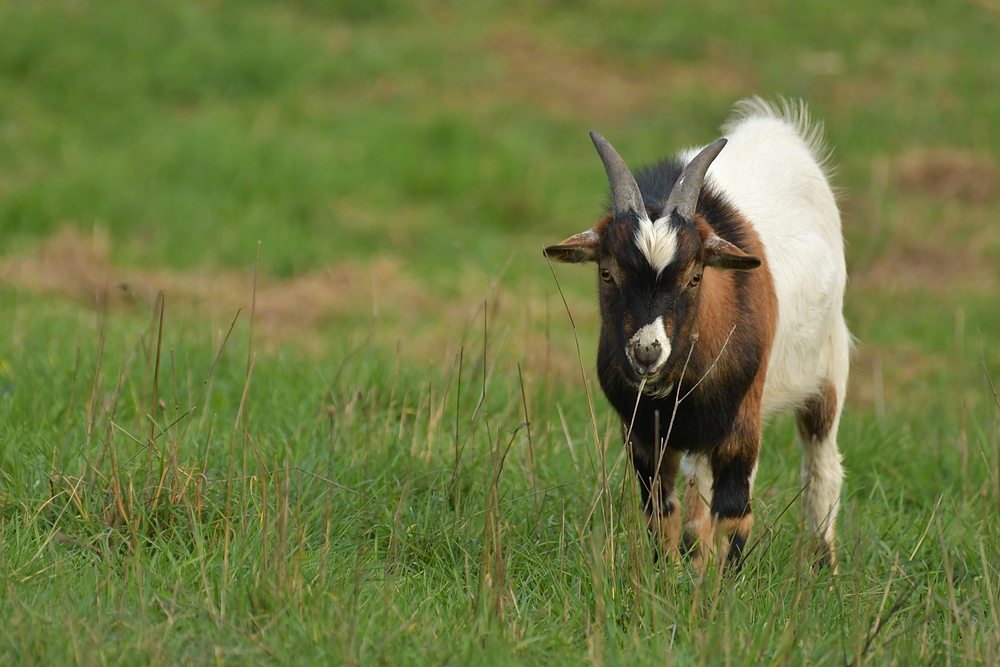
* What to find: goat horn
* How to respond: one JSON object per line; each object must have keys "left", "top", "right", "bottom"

{"left": 590, "top": 131, "right": 645, "bottom": 219}
{"left": 662, "top": 137, "right": 727, "bottom": 222}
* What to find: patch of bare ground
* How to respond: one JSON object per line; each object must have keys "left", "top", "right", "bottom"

{"left": 0, "top": 227, "right": 421, "bottom": 336}
{"left": 850, "top": 246, "right": 997, "bottom": 294}
{"left": 894, "top": 148, "right": 1000, "bottom": 204}
{"left": 333, "top": 31, "right": 754, "bottom": 124}
{"left": 482, "top": 31, "right": 754, "bottom": 123}
{"left": 0, "top": 227, "right": 595, "bottom": 382}
{"left": 845, "top": 147, "right": 1000, "bottom": 292}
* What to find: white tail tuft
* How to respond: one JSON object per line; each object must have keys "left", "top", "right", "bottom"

{"left": 723, "top": 96, "right": 836, "bottom": 182}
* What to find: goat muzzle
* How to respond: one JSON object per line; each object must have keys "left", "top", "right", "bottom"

{"left": 633, "top": 340, "right": 662, "bottom": 370}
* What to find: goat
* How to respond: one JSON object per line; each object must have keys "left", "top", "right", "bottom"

{"left": 544, "top": 98, "right": 849, "bottom": 569}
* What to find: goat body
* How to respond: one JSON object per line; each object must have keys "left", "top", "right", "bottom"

{"left": 545, "top": 98, "right": 849, "bottom": 568}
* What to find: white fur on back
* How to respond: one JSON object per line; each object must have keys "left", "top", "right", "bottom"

{"left": 680, "top": 97, "right": 850, "bottom": 416}
{"left": 723, "top": 97, "right": 835, "bottom": 184}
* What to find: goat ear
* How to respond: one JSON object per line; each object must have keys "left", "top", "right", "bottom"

{"left": 544, "top": 230, "right": 601, "bottom": 263}
{"left": 703, "top": 235, "right": 761, "bottom": 271}
{"left": 543, "top": 213, "right": 611, "bottom": 264}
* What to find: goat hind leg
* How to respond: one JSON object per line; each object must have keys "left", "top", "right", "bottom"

{"left": 681, "top": 453, "right": 714, "bottom": 565}
{"left": 796, "top": 377, "right": 845, "bottom": 570}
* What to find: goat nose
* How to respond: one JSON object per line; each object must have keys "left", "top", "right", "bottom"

{"left": 633, "top": 340, "right": 662, "bottom": 369}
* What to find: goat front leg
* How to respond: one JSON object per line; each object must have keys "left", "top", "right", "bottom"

{"left": 708, "top": 412, "right": 761, "bottom": 570}
{"left": 630, "top": 434, "right": 681, "bottom": 560}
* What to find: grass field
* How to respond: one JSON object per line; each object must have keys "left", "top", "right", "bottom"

{"left": 1, "top": 0, "right": 999, "bottom": 664}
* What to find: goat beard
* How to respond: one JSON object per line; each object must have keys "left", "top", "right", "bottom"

{"left": 638, "top": 378, "right": 674, "bottom": 400}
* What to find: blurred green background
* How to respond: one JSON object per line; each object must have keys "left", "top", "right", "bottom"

{"left": 2, "top": 0, "right": 998, "bottom": 417}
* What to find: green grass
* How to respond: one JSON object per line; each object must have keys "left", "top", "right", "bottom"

{"left": 2, "top": 293, "right": 997, "bottom": 665}
{"left": 1, "top": 0, "right": 999, "bottom": 664}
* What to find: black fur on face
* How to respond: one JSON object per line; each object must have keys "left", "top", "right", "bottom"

{"left": 544, "top": 153, "right": 763, "bottom": 428}
{"left": 596, "top": 210, "right": 705, "bottom": 393}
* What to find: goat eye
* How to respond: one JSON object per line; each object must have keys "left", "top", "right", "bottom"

{"left": 600, "top": 268, "right": 613, "bottom": 283}
{"left": 689, "top": 274, "right": 702, "bottom": 287}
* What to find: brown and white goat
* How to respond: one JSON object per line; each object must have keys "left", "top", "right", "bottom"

{"left": 545, "top": 99, "right": 850, "bottom": 569}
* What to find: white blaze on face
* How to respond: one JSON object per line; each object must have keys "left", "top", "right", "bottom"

{"left": 627, "top": 316, "right": 671, "bottom": 375}
{"left": 634, "top": 216, "right": 678, "bottom": 275}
